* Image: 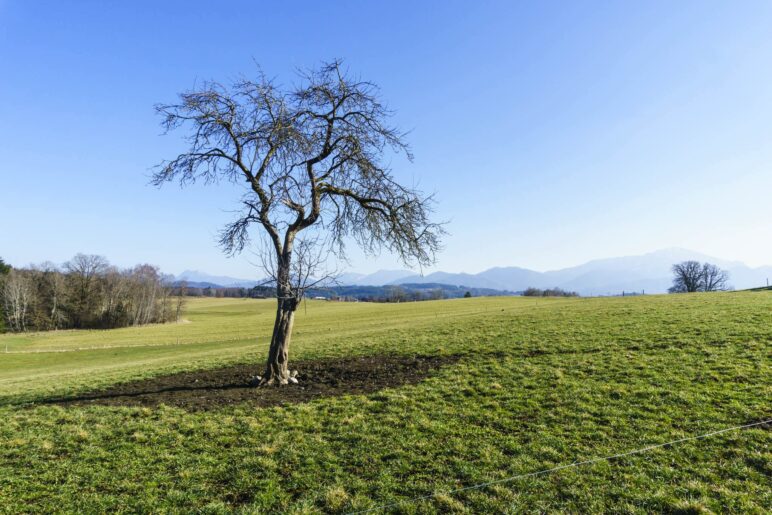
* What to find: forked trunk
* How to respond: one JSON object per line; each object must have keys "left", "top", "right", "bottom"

{"left": 260, "top": 296, "right": 298, "bottom": 385}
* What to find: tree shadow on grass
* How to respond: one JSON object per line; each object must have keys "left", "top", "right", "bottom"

{"left": 19, "top": 354, "right": 461, "bottom": 411}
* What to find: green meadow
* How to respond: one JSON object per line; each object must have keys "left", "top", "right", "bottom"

{"left": 1, "top": 293, "right": 770, "bottom": 513}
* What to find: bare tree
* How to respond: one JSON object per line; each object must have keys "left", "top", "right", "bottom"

{"left": 669, "top": 261, "right": 703, "bottom": 293}
{"left": 31, "top": 262, "right": 68, "bottom": 330}
{"left": 257, "top": 235, "right": 338, "bottom": 300}
{"left": 701, "top": 263, "right": 730, "bottom": 292}
{"left": 158, "top": 274, "right": 176, "bottom": 324}
{"left": 669, "top": 261, "right": 730, "bottom": 293}
{"left": 153, "top": 60, "right": 443, "bottom": 385}
{"left": 2, "top": 270, "right": 34, "bottom": 332}
{"left": 127, "top": 264, "right": 164, "bottom": 326}
{"left": 65, "top": 254, "right": 109, "bottom": 328}
{"left": 175, "top": 280, "right": 188, "bottom": 322}
{"left": 0, "top": 258, "right": 9, "bottom": 333}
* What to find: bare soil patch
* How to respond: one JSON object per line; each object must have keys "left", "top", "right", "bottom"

{"left": 48, "top": 354, "right": 460, "bottom": 411}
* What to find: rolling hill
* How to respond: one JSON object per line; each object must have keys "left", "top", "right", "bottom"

{"left": 176, "top": 248, "right": 772, "bottom": 296}
{"left": 391, "top": 248, "right": 772, "bottom": 295}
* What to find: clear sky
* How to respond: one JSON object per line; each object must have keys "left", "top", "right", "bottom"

{"left": 1, "top": 0, "right": 771, "bottom": 278}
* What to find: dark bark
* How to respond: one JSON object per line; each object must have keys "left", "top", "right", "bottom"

{"left": 260, "top": 254, "right": 300, "bottom": 385}
{"left": 261, "top": 295, "right": 298, "bottom": 385}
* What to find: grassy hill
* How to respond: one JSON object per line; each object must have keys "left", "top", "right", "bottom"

{"left": 1, "top": 293, "right": 770, "bottom": 512}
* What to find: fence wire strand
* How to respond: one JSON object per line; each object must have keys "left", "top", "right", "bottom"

{"left": 348, "top": 418, "right": 771, "bottom": 514}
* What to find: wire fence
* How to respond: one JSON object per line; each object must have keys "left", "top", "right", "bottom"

{"left": 349, "top": 418, "right": 771, "bottom": 514}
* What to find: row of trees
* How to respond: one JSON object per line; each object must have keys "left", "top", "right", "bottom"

{"left": 669, "top": 261, "right": 730, "bottom": 293}
{"left": 169, "top": 284, "right": 274, "bottom": 299}
{"left": 376, "top": 285, "right": 446, "bottom": 303}
{"left": 522, "top": 287, "right": 579, "bottom": 297}
{"left": 0, "top": 254, "right": 183, "bottom": 333}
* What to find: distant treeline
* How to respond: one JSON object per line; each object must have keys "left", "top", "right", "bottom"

{"left": 170, "top": 283, "right": 274, "bottom": 299}
{"left": 0, "top": 255, "right": 182, "bottom": 333}
{"left": 171, "top": 282, "right": 513, "bottom": 302}
{"left": 522, "top": 287, "right": 579, "bottom": 297}
{"left": 305, "top": 283, "right": 514, "bottom": 302}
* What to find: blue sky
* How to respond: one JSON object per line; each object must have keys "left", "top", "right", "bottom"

{"left": 1, "top": 0, "right": 771, "bottom": 277}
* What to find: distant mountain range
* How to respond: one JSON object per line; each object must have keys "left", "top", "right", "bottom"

{"left": 175, "top": 270, "right": 261, "bottom": 288}
{"left": 336, "top": 269, "right": 416, "bottom": 286}
{"left": 176, "top": 248, "right": 772, "bottom": 296}
{"left": 175, "top": 269, "right": 419, "bottom": 289}
{"left": 386, "top": 248, "right": 772, "bottom": 295}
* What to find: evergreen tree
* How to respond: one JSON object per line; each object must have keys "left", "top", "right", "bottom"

{"left": 0, "top": 258, "right": 11, "bottom": 276}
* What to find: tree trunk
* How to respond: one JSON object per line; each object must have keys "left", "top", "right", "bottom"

{"left": 260, "top": 294, "right": 299, "bottom": 385}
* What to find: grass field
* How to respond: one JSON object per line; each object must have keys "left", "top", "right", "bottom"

{"left": 1, "top": 293, "right": 770, "bottom": 513}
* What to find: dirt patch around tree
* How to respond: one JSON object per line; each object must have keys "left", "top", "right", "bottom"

{"left": 46, "top": 354, "right": 460, "bottom": 411}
